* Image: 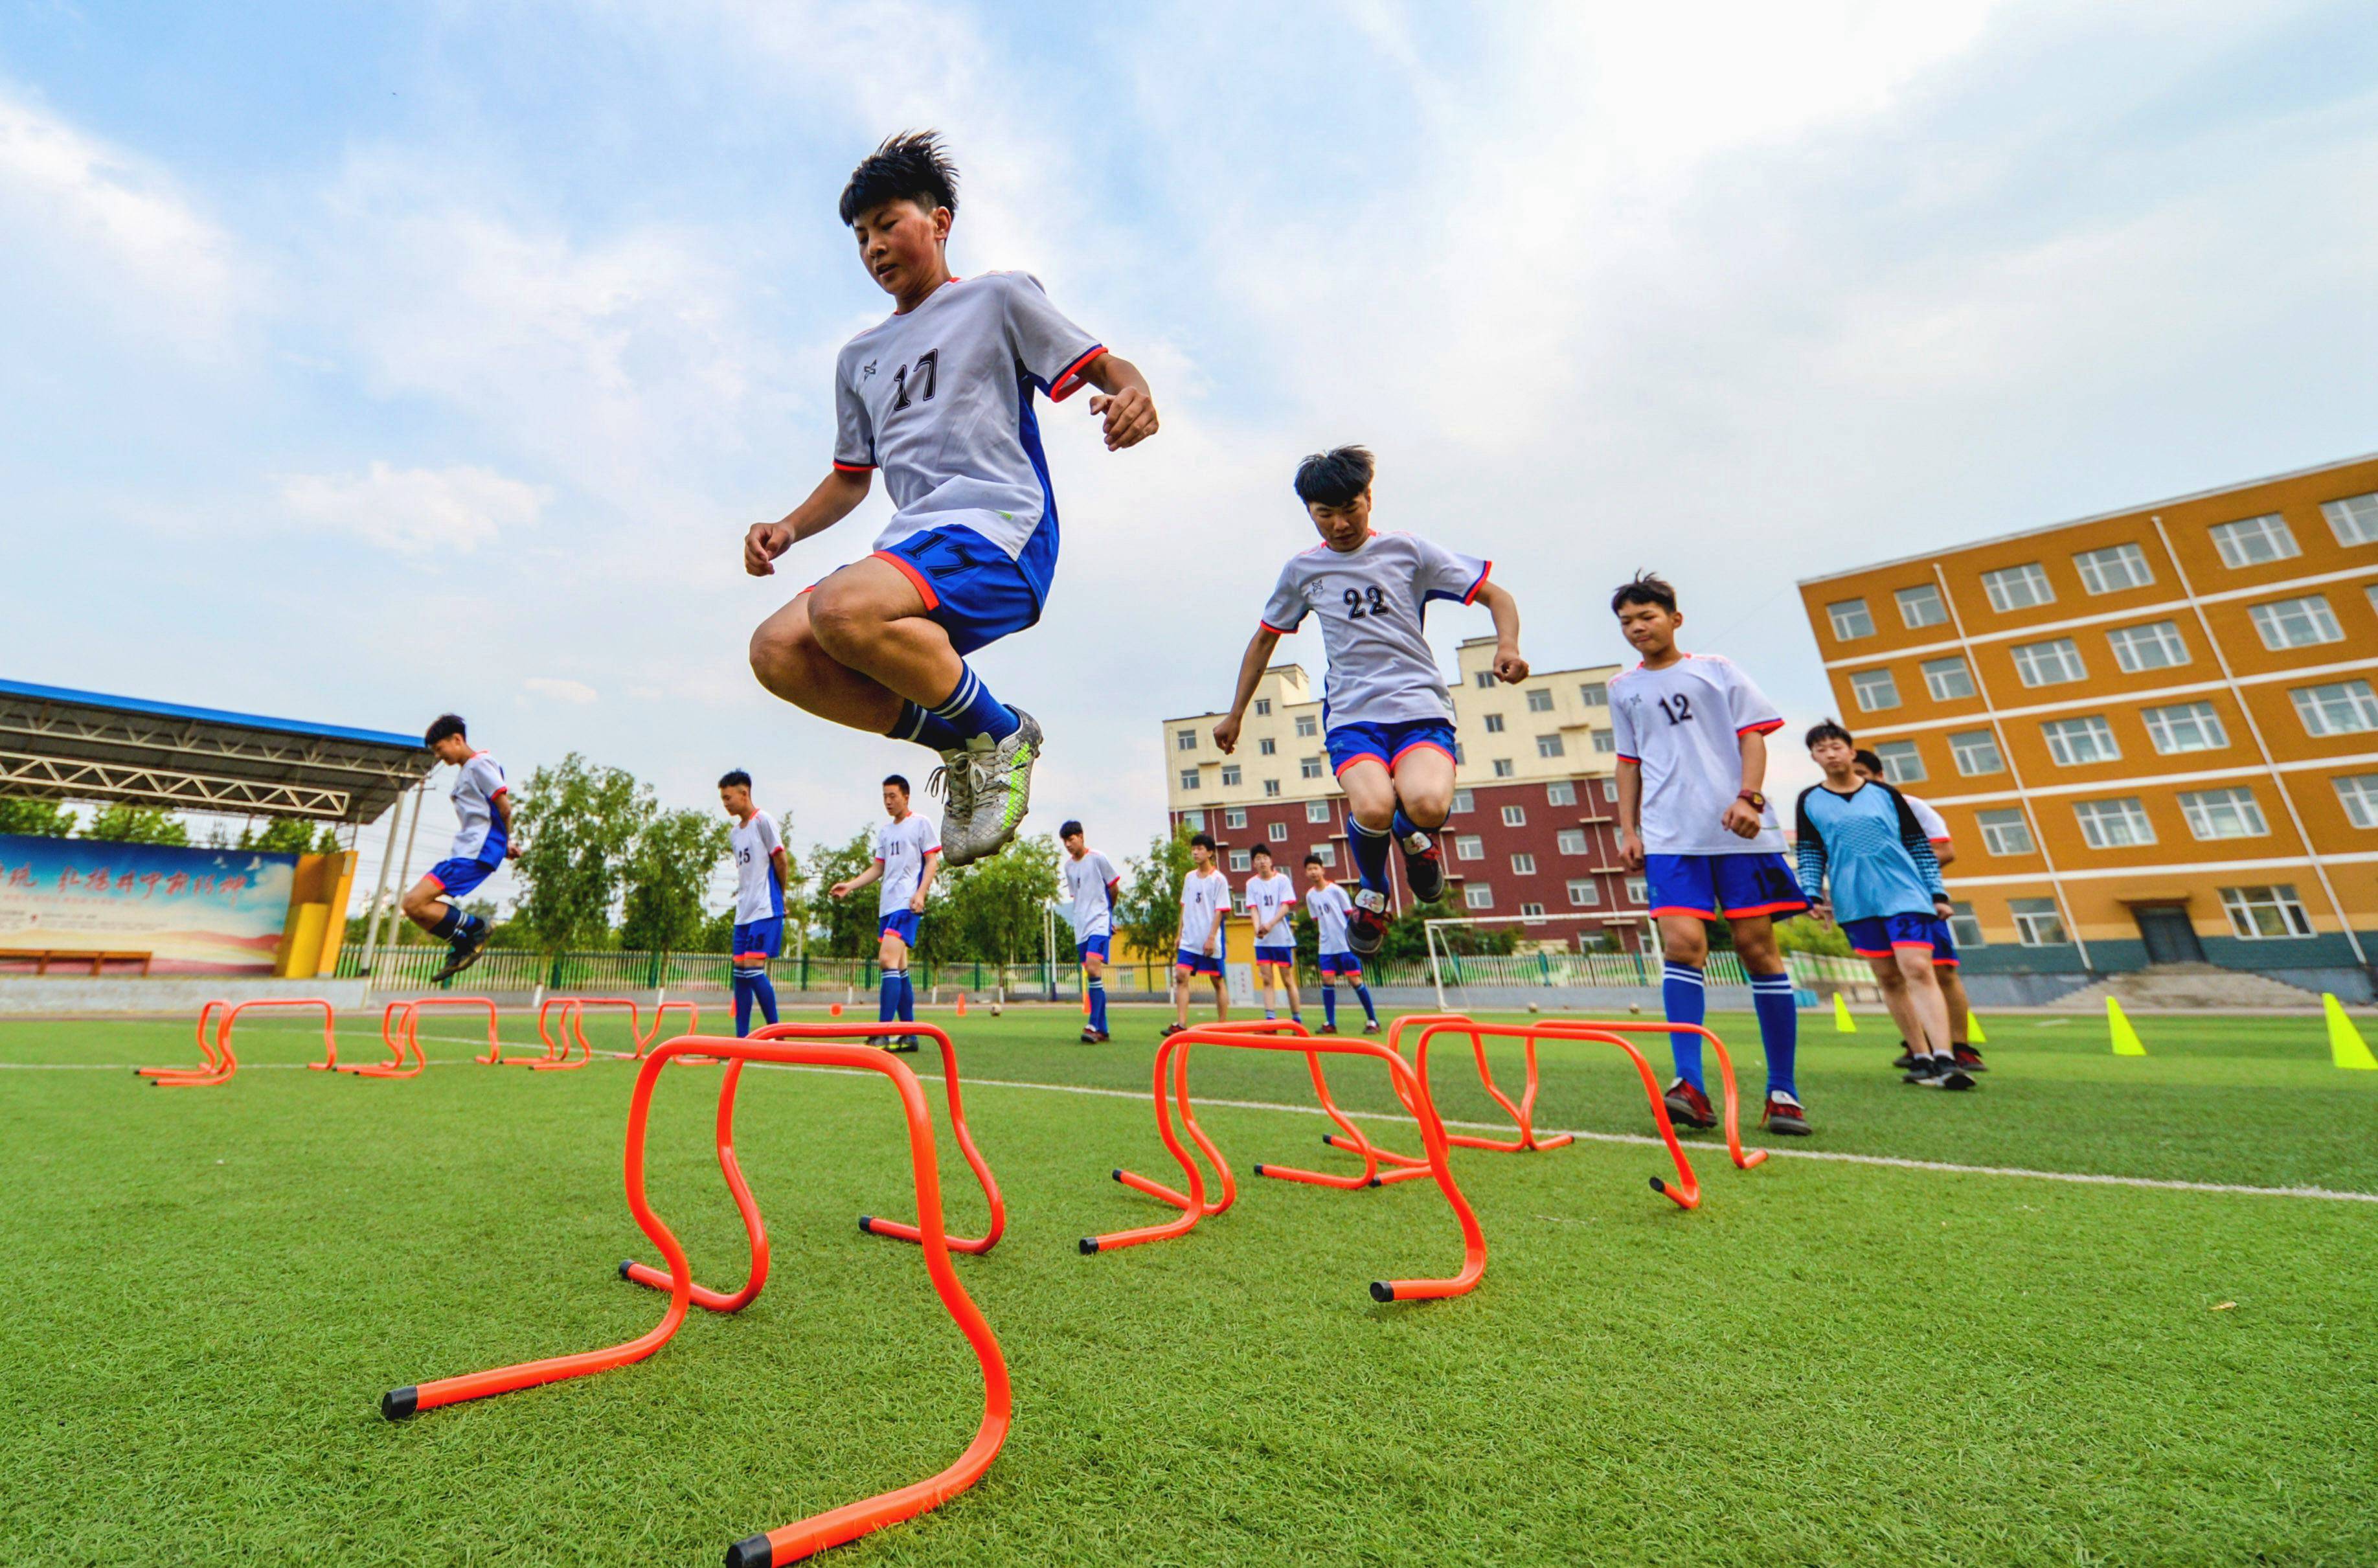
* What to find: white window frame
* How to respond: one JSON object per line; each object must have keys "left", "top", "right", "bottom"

{"left": 2177, "top": 787, "right": 2267, "bottom": 841}
{"left": 2209, "top": 514, "right": 2299, "bottom": 569}
{"left": 1258, "top": 737, "right": 1276, "bottom": 755}
{"left": 1223, "top": 808, "right": 1247, "bottom": 829}
{"left": 1176, "top": 729, "right": 1197, "bottom": 751}
{"left": 1492, "top": 760, "right": 1515, "bottom": 778}
{"left": 1451, "top": 789, "right": 1474, "bottom": 814}
{"left": 1295, "top": 714, "right": 1318, "bottom": 738}
{"left": 1500, "top": 804, "right": 1526, "bottom": 827}
{"left": 2248, "top": 595, "right": 2344, "bottom": 651}
{"left": 1591, "top": 729, "right": 1615, "bottom": 754}
{"left": 1228, "top": 849, "right": 1252, "bottom": 872}
{"left": 1455, "top": 835, "right": 1485, "bottom": 861}
{"left": 1977, "top": 809, "right": 2033, "bottom": 856}
{"left": 1981, "top": 562, "right": 2055, "bottom": 611}
{"left": 1536, "top": 734, "right": 1565, "bottom": 758}
{"left": 1300, "top": 756, "right": 1324, "bottom": 779}
{"left": 1253, "top": 698, "right": 1271, "bottom": 716}
{"left": 2040, "top": 715, "right": 2121, "bottom": 767}
{"left": 1546, "top": 780, "right": 1576, "bottom": 806}
{"left": 1311, "top": 843, "right": 1336, "bottom": 867}
{"left": 2219, "top": 884, "right": 2315, "bottom": 940}
{"left": 1874, "top": 740, "right": 1924, "bottom": 784}
{"left": 1306, "top": 799, "right": 1332, "bottom": 823}
{"left": 2010, "top": 637, "right": 2087, "bottom": 687}
{"left": 1947, "top": 902, "right": 1985, "bottom": 948}
{"left": 1567, "top": 878, "right": 1599, "bottom": 906}
{"left": 1578, "top": 682, "right": 1608, "bottom": 707}
{"left": 1483, "top": 712, "right": 1505, "bottom": 734}
{"left": 2010, "top": 896, "right": 2068, "bottom": 946}
{"left": 1268, "top": 821, "right": 1289, "bottom": 843}
{"left": 1526, "top": 688, "right": 1555, "bottom": 713}
{"left": 2335, "top": 773, "right": 2378, "bottom": 830}
{"left": 1624, "top": 876, "right": 1649, "bottom": 905}
{"left": 2073, "top": 797, "right": 2156, "bottom": 849}
{"left": 1949, "top": 729, "right": 2005, "bottom": 776}
{"left": 1511, "top": 852, "right": 1537, "bottom": 876}
{"left": 2106, "top": 620, "right": 2190, "bottom": 674}
{"left": 1220, "top": 764, "right": 1241, "bottom": 786}
{"left": 1896, "top": 583, "right": 1948, "bottom": 628}
{"left": 2141, "top": 700, "right": 2228, "bottom": 755}
{"left": 1263, "top": 779, "right": 1281, "bottom": 798}
{"left": 1921, "top": 657, "right": 1976, "bottom": 702}
{"left": 1828, "top": 598, "right": 1875, "bottom": 639}
{"left": 1520, "top": 902, "right": 1548, "bottom": 919}
{"left": 2293, "top": 681, "right": 2378, "bottom": 737}
{"left": 1464, "top": 885, "right": 1495, "bottom": 910}
{"left": 2322, "top": 492, "right": 2378, "bottom": 546}
{"left": 1179, "top": 769, "right": 1200, "bottom": 791}
{"left": 2073, "top": 542, "right": 2155, "bottom": 595}
{"left": 1556, "top": 828, "right": 1589, "bottom": 855}
{"left": 1850, "top": 668, "right": 1900, "bottom": 712}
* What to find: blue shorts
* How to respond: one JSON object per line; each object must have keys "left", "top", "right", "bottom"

{"left": 732, "top": 918, "right": 783, "bottom": 964}
{"left": 1644, "top": 852, "right": 1808, "bottom": 922}
{"left": 878, "top": 909, "right": 922, "bottom": 946}
{"left": 1253, "top": 946, "right": 1295, "bottom": 968}
{"left": 1076, "top": 933, "right": 1111, "bottom": 962}
{"left": 1845, "top": 913, "right": 1958, "bottom": 966}
{"left": 871, "top": 523, "right": 1048, "bottom": 657}
{"left": 1319, "top": 951, "right": 1363, "bottom": 977}
{"left": 426, "top": 856, "right": 500, "bottom": 899}
{"left": 1173, "top": 948, "right": 1222, "bottom": 976}
{"left": 1326, "top": 718, "right": 1460, "bottom": 777}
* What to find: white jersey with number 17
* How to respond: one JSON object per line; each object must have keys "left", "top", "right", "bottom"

{"left": 1608, "top": 653, "right": 1787, "bottom": 856}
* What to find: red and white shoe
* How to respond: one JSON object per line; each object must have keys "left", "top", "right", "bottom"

{"left": 1761, "top": 1091, "right": 1813, "bottom": 1136}
{"left": 1399, "top": 832, "right": 1445, "bottom": 902}
{"left": 1662, "top": 1076, "right": 1717, "bottom": 1130}
{"left": 1346, "top": 887, "right": 1390, "bottom": 957}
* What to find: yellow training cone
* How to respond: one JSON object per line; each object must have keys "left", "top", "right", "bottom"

{"left": 2108, "top": 996, "right": 2146, "bottom": 1056}
{"left": 2326, "top": 994, "right": 2377, "bottom": 1071}
{"left": 1833, "top": 992, "right": 1857, "bottom": 1033}
{"left": 1966, "top": 1010, "right": 1989, "bottom": 1045}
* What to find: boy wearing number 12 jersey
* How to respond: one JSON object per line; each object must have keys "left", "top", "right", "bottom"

{"left": 1609, "top": 573, "right": 1812, "bottom": 1137}
{"left": 1215, "top": 447, "right": 1530, "bottom": 957}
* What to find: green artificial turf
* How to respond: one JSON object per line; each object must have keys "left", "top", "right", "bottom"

{"left": 3, "top": 1003, "right": 2375, "bottom": 1565}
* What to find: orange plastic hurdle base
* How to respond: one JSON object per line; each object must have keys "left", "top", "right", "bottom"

{"left": 137, "top": 997, "right": 336, "bottom": 1087}
{"left": 381, "top": 1030, "right": 1010, "bottom": 1565}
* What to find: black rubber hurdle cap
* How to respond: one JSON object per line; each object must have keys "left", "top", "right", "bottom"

{"left": 617, "top": 1259, "right": 635, "bottom": 1279}
{"left": 1078, "top": 1237, "right": 1099, "bottom": 1255}
{"left": 1649, "top": 1177, "right": 1668, "bottom": 1194}
{"left": 381, "top": 1385, "right": 418, "bottom": 1420}
{"left": 725, "top": 1533, "right": 773, "bottom": 1568}
{"left": 1109, "top": 1168, "right": 1122, "bottom": 1181}
{"left": 1367, "top": 1177, "right": 1383, "bottom": 1188}
{"left": 857, "top": 1215, "right": 874, "bottom": 1234}
{"left": 1252, "top": 1164, "right": 1268, "bottom": 1176}
{"left": 1368, "top": 1282, "right": 1394, "bottom": 1304}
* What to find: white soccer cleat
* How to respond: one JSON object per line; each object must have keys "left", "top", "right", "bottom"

{"left": 943, "top": 709, "right": 1043, "bottom": 867}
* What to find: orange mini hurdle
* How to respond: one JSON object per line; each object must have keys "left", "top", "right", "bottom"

{"left": 137, "top": 997, "right": 336, "bottom": 1087}
{"left": 315, "top": 999, "right": 433, "bottom": 1079}
{"left": 1082, "top": 1021, "right": 1486, "bottom": 1302}
{"left": 381, "top": 1029, "right": 1010, "bottom": 1566}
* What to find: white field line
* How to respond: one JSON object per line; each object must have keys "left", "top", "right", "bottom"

{"left": 16, "top": 1034, "right": 2378, "bottom": 1206}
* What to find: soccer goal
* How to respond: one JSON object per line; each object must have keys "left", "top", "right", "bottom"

{"left": 1420, "top": 913, "right": 1672, "bottom": 1013}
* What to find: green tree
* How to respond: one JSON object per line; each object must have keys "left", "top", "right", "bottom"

{"left": 620, "top": 807, "right": 735, "bottom": 954}
{"left": 931, "top": 834, "right": 1059, "bottom": 964}
{"left": 82, "top": 804, "right": 190, "bottom": 845}
{"left": 1773, "top": 911, "right": 1850, "bottom": 957}
{"left": 509, "top": 753, "right": 651, "bottom": 951}
{"left": 1115, "top": 826, "right": 1195, "bottom": 965}
{"left": 1373, "top": 896, "right": 1517, "bottom": 962}
{"left": 808, "top": 829, "right": 882, "bottom": 958}
{"left": 243, "top": 817, "right": 341, "bottom": 855}
{"left": 0, "top": 797, "right": 76, "bottom": 837}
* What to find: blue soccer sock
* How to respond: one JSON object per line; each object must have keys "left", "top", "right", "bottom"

{"left": 933, "top": 663, "right": 1019, "bottom": 747}
{"left": 1088, "top": 979, "right": 1107, "bottom": 1032}
{"left": 1354, "top": 982, "right": 1377, "bottom": 1023}
{"left": 430, "top": 904, "right": 462, "bottom": 938}
{"left": 890, "top": 700, "right": 968, "bottom": 753}
{"left": 1349, "top": 819, "right": 1393, "bottom": 894}
{"left": 1663, "top": 961, "right": 1707, "bottom": 1089}
{"left": 1322, "top": 984, "right": 1339, "bottom": 1028}
{"left": 1390, "top": 807, "right": 1436, "bottom": 847}
{"left": 732, "top": 971, "right": 756, "bottom": 1036}
{"left": 1751, "top": 971, "right": 1798, "bottom": 1097}
{"left": 879, "top": 970, "right": 901, "bottom": 1025}
{"left": 752, "top": 970, "right": 779, "bottom": 1028}
{"left": 897, "top": 970, "right": 916, "bottom": 1025}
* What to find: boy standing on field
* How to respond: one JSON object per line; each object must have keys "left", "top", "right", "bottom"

{"left": 1166, "top": 832, "right": 1231, "bottom": 1038}
{"left": 1302, "top": 854, "right": 1379, "bottom": 1034}
{"left": 1216, "top": 446, "right": 1528, "bottom": 957}
{"left": 402, "top": 714, "right": 520, "bottom": 983}
{"left": 743, "top": 131, "right": 1159, "bottom": 867}
{"left": 1799, "top": 723, "right": 1975, "bottom": 1089}
{"left": 830, "top": 775, "right": 941, "bottom": 1052}
{"left": 1060, "top": 819, "right": 1119, "bottom": 1043}
{"left": 1243, "top": 845, "right": 1302, "bottom": 1025}
{"left": 1852, "top": 748, "right": 1986, "bottom": 1075}
{"left": 718, "top": 770, "right": 790, "bottom": 1038}
{"left": 1608, "top": 574, "right": 1811, "bottom": 1137}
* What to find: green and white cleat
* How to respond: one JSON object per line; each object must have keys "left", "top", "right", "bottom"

{"left": 927, "top": 751, "right": 979, "bottom": 864}
{"left": 943, "top": 709, "right": 1043, "bottom": 867}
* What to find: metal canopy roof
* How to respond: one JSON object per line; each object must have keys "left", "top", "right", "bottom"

{"left": 0, "top": 679, "right": 433, "bottom": 826}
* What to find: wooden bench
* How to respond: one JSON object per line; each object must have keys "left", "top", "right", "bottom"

{"left": 0, "top": 948, "right": 154, "bottom": 976}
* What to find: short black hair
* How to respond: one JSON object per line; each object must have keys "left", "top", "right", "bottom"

{"left": 839, "top": 131, "right": 958, "bottom": 225}
{"left": 424, "top": 714, "right": 466, "bottom": 745}
{"left": 883, "top": 773, "right": 911, "bottom": 795}
{"left": 1804, "top": 720, "right": 1854, "bottom": 751}
{"left": 1059, "top": 820, "right": 1084, "bottom": 840}
{"left": 1251, "top": 844, "right": 1273, "bottom": 860}
{"left": 1852, "top": 749, "right": 1886, "bottom": 776}
{"left": 1302, "top": 853, "right": 1324, "bottom": 868}
{"left": 1293, "top": 446, "right": 1375, "bottom": 508}
{"left": 1610, "top": 573, "right": 1677, "bottom": 615}
{"left": 1189, "top": 831, "right": 1216, "bottom": 853}
{"left": 718, "top": 769, "right": 752, "bottom": 791}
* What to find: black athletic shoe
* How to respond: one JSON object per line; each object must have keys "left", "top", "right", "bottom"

{"left": 1953, "top": 1043, "right": 1987, "bottom": 1073}
{"left": 1400, "top": 833, "right": 1445, "bottom": 902}
{"left": 1346, "top": 888, "right": 1390, "bottom": 957}
{"left": 1903, "top": 1055, "right": 1943, "bottom": 1085}
{"left": 1662, "top": 1076, "right": 1717, "bottom": 1130}
{"left": 1159, "top": 1022, "right": 1183, "bottom": 1040}
{"left": 889, "top": 1036, "right": 921, "bottom": 1053}
{"left": 1891, "top": 1041, "right": 1918, "bottom": 1071}
{"left": 1937, "top": 1061, "right": 1976, "bottom": 1090}
{"left": 429, "top": 921, "right": 492, "bottom": 983}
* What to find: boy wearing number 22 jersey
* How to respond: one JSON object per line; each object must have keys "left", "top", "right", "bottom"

{"left": 1610, "top": 573, "right": 1812, "bottom": 1138}
{"left": 1214, "top": 446, "right": 1530, "bottom": 958}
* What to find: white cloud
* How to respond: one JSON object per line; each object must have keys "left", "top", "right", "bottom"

{"left": 278, "top": 461, "right": 546, "bottom": 554}
{"left": 524, "top": 677, "right": 600, "bottom": 705}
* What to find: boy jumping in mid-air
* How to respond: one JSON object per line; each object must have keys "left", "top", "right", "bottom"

{"left": 743, "top": 131, "right": 1159, "bottom": 867}
{"left": 1216, "top": 446, "right": 1527, "bottom": 956}
{"left": 1609, "top": 574, "right": 1811, "bottom": 1136}
{"left": 1060, "top": 819, "right": 1119, "bottom": 1043}
{"left": 1243, "top": 845, "right": 1302, "bottom": 1025}
{"left": 1852, "top": 747, "right": 1985, "bottom": 1075}
{"left": 1165, "top": 832, "right": 1231, "bottom": 1038}
{"left": 1302, "top": 853, "right": 1379, "bottom": 1034}
{"left": 402, "top": 714, "right": 519, "bottom": 983}
{"left": 830, "top": 775, "right": 940, "bottom": 1052}
{"left": 719, "top": 770, "right": 789, "bottom": 1038}
{"left": 1804, "top": 725, "right": 1976, "bottom": 1089}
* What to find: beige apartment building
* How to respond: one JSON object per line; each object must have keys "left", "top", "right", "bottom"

{"left": 1798, "top": 452, "right": 2378, "bottom": 1001}
{"left": 1162, "top": 640, "right": 1650, "bottom": 948}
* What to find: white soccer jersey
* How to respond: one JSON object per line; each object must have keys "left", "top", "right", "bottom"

{"left": 729, "top": 810, "right": 786, "bottom": 923}
{"left": 1063, "top": 848, "right": 1119, "bottom": 942}
{"left": 1905, "top": 793, "right": 1952, "bottom": 846}
{"left": 874, "top": 813, "right": 942, "bottom": 916}
{"left": 1608, "top": 653, "right": 1787, "bottom": 856}
{"left": 1304, "top": 882, "right": 1353, "bottom": 954}
{"left": 1259, "top": 532, "right": 1491, "bottom": 727}
{"left": 832, "top": 272, "right": 1104, "bottom": 571}
{"left": 1175, "top": 867, "right": 1232, "bottom": 952}
{"left": 1244, "top": 871, "right": 1297, "bottom": 949}
{"left": 448, "top": 752, "right": 509, "bottom": 860}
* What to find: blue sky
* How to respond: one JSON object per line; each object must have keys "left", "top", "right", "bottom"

{"left": 4, "top": 1, "right": 2374, "bottom": 912}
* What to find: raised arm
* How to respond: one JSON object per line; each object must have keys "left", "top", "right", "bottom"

{"left": 1475, "top": 580, "right": 1529, "bottom": 682}
{"left": 1078, "top": 353, "right": 1158, "bottom": 450}
{"left": 743, "top": 468, "right": 872, "bottom": 577}
{"left": 1212, "top": 627, "right": 1280, "bottom": 753}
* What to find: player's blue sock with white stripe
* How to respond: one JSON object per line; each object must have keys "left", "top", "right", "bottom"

{"left": 1750, "top": 972, "right": 1797, "bottom": 1096}
{"left": 1354, "top": 983, "right": 1377, "bottom": 1023}
{"left": 1663, "top": 962, "right": 1706, "bottom": 1090}
{"left": 753, "top": 970, "right": 779, "bottom": 1028}
{"left": 1390, "top": 808, "right": 1434, "bottom": 848}
{"left": 1349, "top": 819, "right": 1392, "bottom": 894}
{"left": 431, "top": 905, "right": 462, "bottom": 938}
{"left": 890, "top": 701, "right": 967, "bottom": 753}
{"left": 1088, "top": 979, "right": 1106, "bottom": 1032}
{"left": 897, "top": 971, "right": 916, "bottom": 1025}
{"left": 733, "top": 970, "right": 755, "bottom": 1036}
{"left": 932, "top": 663, "right": 1019, "bottom": 747}
{"left": 879, "top": 970, "right": 900, "bottom": 1025}
{"left": 1322, "top": 985, "right": 1338, "bottom": 1028}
